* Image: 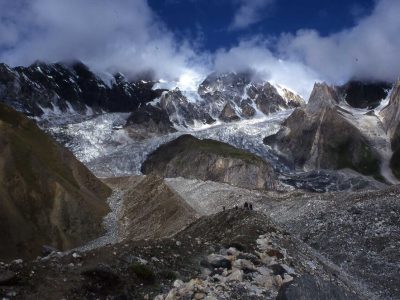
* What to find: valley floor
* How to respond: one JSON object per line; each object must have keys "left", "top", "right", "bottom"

{"left": 1, "top": 176, "right": 399, "bottom": 299}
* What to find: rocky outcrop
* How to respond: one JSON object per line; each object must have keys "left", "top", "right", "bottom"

{"left": 0, "top": 103, "right": 111, "bottom": 260}
{"left": 265, "top": 83, "right": 381, "bottom": 179}
{"left": 124, "top": 104, "right": 176, "bottom": 139}
{"left": 0, "top": 61, "right": 163, "bottom": 119}
{"left": 219, "top": 103, "right": 240, "bottom": 122}
{"left": 337, "top": 80, "right": 392, "bottom": 109}
{"left": 142, "top": 135, "right": 276, "bottom": 190}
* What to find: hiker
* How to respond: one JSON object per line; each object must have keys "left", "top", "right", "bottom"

{"left": 244, "top": 202, "right": 249, "bottom": 210}
{"left": 249, "top": 203, "right": 253, "bottom": 210}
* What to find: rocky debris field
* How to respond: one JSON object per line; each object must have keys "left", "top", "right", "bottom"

{"left": 0, "top": 210, "right": 362, "bottom": 300}
{"left": 163, "top": 176, "right": 400, "bottom": 299}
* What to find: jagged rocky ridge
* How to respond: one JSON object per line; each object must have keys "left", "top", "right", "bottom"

{"left": 0, "top": 62, "right": 305, "bottom": 130}
{"left": 0, "top": 61, "right": 163, "bottom": 122}
{"left": 0, "top": 103, "right": 111, "bottom": 261}
{"left": 155, "top": 71, "right": 305, "bottom": 128}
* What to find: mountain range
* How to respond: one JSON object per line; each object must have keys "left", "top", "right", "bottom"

{"left": 0, "top": 61, "right": 399, "bottom": 299}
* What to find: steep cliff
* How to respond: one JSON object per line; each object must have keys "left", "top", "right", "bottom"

{"left": 265, "top": 83, "right": 381, "bottom": 179}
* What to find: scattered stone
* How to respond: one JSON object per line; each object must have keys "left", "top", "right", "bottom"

{"left": 41, "top": 245, "right": 58, "bottom": 257}
{"left": 232, "top": 259, "right": 256, "bottom": 273}
{"left": 207, "top": 254, "right": 232, "bottom": 269}
{"left": 173, "top": 279, "right": 184, "bottom": 288}
{"left": 0, "top": 271, "right": 17, "bottom": 286}
{"left": 227, "top": 270, "right": 243, "bottom": 282}
{"left": 11, "top": 259, "right": 23, "bottom": 265}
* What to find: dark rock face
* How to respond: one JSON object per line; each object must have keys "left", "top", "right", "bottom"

{"left": 381, "top": 81, "right": 400, "bottom": 179}
{"left": 390, "top": 144, "right": 400, "bottom": 179}
{"left": 0, "top": 103, "right": 111, "bottom": 261}
{"left": 277, "top": 274, "right": 361, "bottom": 300}
{"left": 265, "top": 83, "right": 381, "bottom": 179}
{"left": 124, "top": 104, "right": 176, "bottom": 139}
{"left": 338, "top": 80, "right": 392, "bottom": 109}
{"left": 142, "top": 135, "right": 276, "bottom": 190}
{"left": 0, "top": 61, "right": 163, "bottom": 118}
{"left": 248, "top": 82, "right": 301, "bottom": 115}
{"left": 219, "top": 103, "right": 240, "bottom": 122}
{"left": 159, "top": 88, "right": 215, "bottom": 127}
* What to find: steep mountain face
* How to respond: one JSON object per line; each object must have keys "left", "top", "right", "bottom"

{"left": 381, "top": 81, "right": 400, "bottom": 179}
{"left": 0, "top": 103, "right": 111, "bottom": 260}
{"left": 265, "top": 83, "right": 381, "bottom": 179}
{"left": 382, "top": 81, "right": 400, "bottom": 137}
{"left": 0, "top": 61, "right": 163, "bottom": 120}
{"left": 158, "top": 88, "right": 216, "bottom": 127}
{"left": 142, "top": 135, "right": 276, "bottom": 190}
{"left": 337, "top": 80, "right": 392, "bottom": 109}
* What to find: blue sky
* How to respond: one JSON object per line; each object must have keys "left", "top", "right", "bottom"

{"left": 149, "top": 0, "right": 375, "bottom": 51}
{"left": 0, "top": 0, "right": 399, "bottom": 96}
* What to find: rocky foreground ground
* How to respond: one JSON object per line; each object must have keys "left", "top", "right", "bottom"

{"left": 0, "top": 210, "right": 362, "bottom": 300}
{"left": 1, "top": 175, "right": 399, "bottom": 299}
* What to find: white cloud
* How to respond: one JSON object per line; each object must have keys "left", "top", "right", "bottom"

{"left": 0, "top": 0, "right": 210, "bottom": 81}
{"left": 0, "top": 0, "right": 399, "bottom": 99}
{"left": 278, "top": 0, "right": 400, "bottom": 83}
{"left": 230, "top": 0, "right": 275, "bottom": 30}
{"left": 214, "top": 38, "right": 321, "bottom": 98}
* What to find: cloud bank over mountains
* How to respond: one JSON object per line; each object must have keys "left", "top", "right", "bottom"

{"left": 0, "top": 0, "right": 399, "bottom": 97}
